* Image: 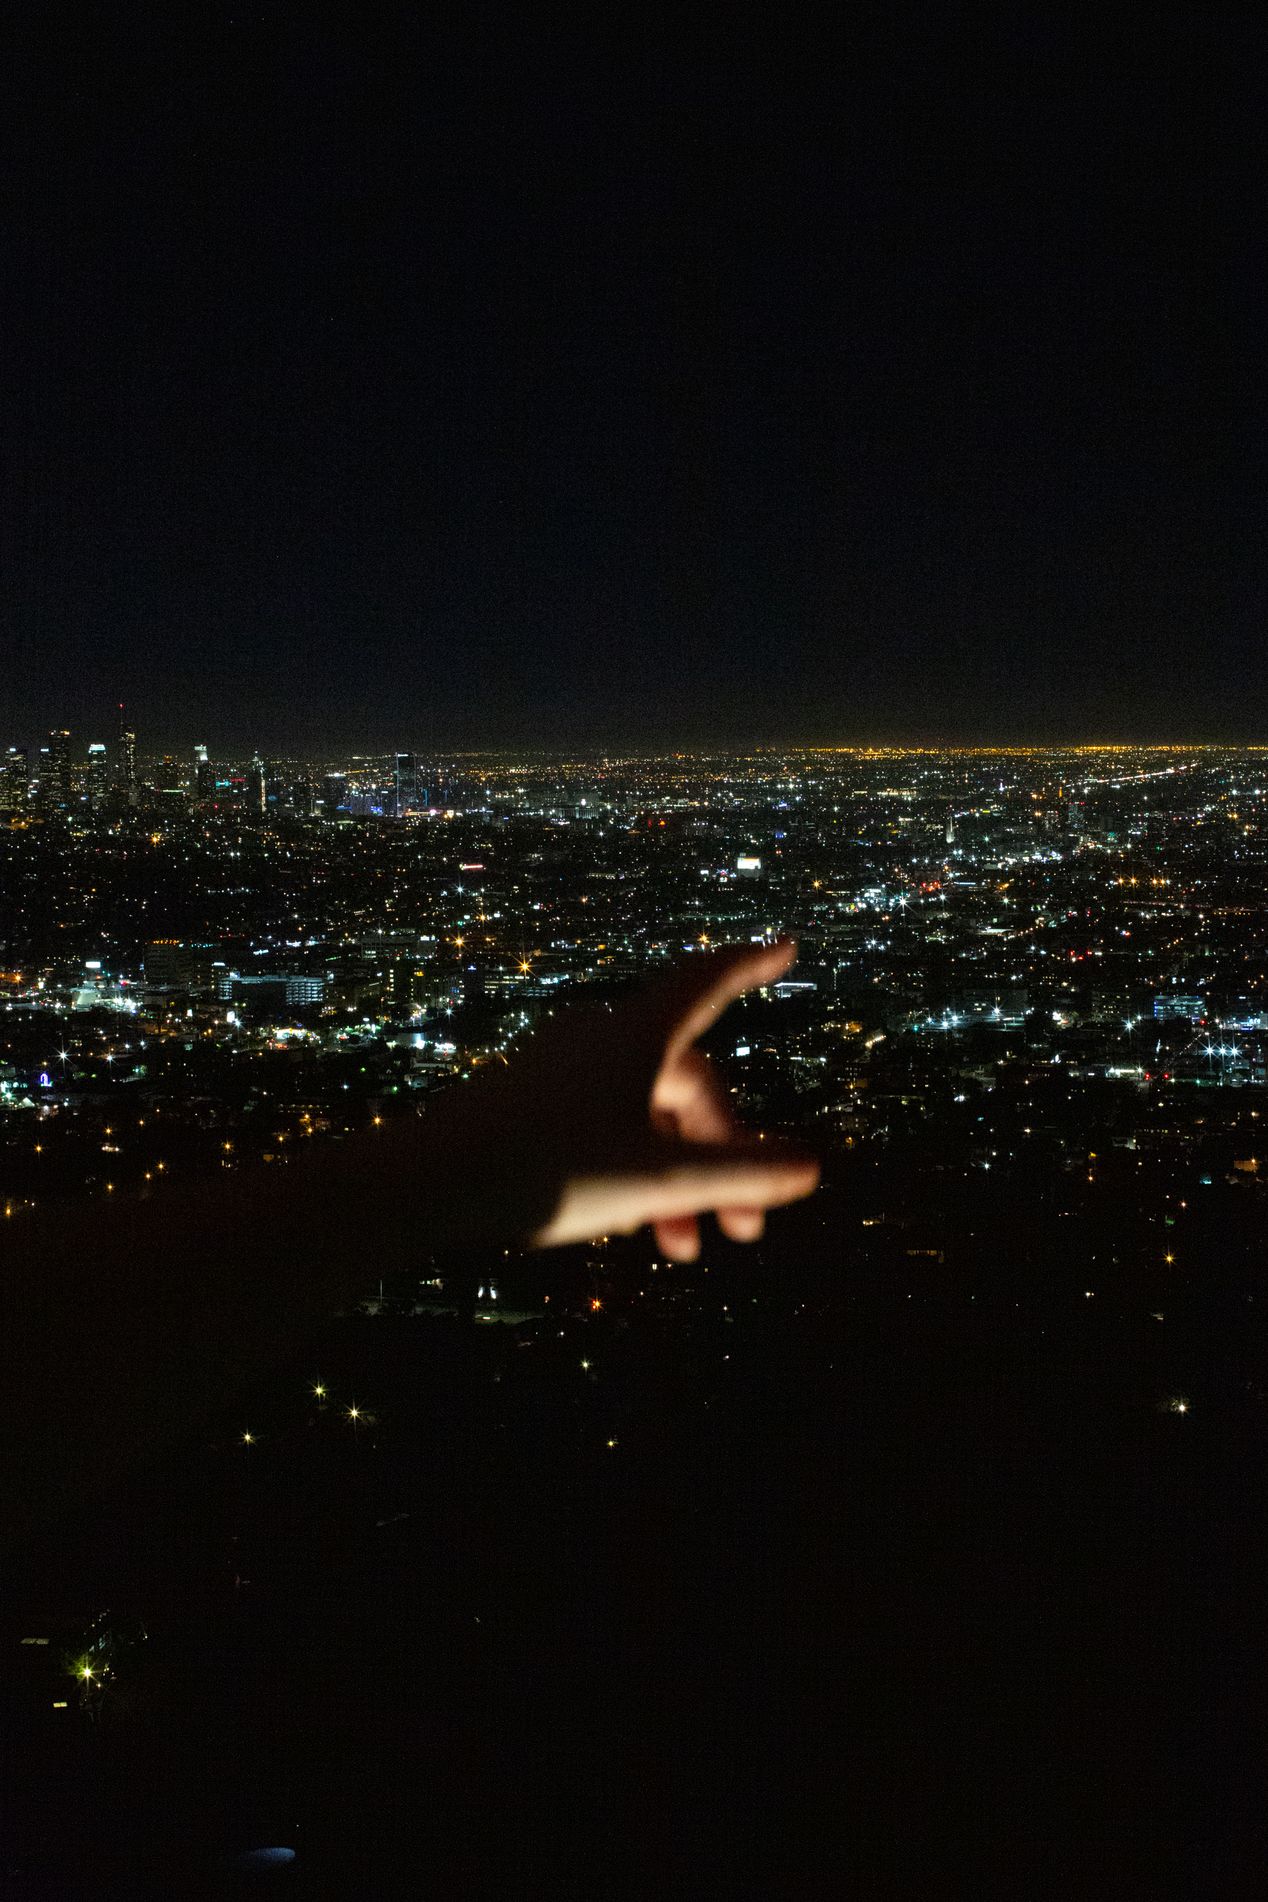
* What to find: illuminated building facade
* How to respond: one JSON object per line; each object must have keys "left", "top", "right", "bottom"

{"left": 1, "top": 745, "right": 28, "bottom": 811}
{"left": 118, "top": 709, "right": 137, "bottom": 806}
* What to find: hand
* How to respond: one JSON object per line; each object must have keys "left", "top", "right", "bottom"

{"left": 436, "top": 938, "right": 820, "bottom": 1259}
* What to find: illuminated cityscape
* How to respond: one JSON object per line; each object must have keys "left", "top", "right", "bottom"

{"left": 2, "top": 728, "right": 1266, "bottom": 1886}
{"left": 6, "top": 4, "right": 1264, "bottom": 1891}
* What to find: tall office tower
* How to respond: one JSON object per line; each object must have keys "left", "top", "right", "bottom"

{"left": 248, "top": 753, "right": 267, "bottom": 814}
{"left": 945, "top": 810, "right": 956, "bottom": 846}
{"left": 155, "top": 757, "right": 186, "bottom": 800}
{"left": 86, "top": 743, "right": 108, "bottom": 809}
{"left": 193, "top": 745, "right": 213, "bottom": 802}
{"left": 118, "top": 707, "right": 138, "bottom": 805}
{"left": 45, "top": 730, "right": 72, "bottom": 808}
{"left": 1, "top": 746, "right": 28, "bottom": 811}
{"left": 394, "top": 752, "right": 418, "bottom": 816}
{"left": 322, "top": 772, "right": 348, "bottom": 816}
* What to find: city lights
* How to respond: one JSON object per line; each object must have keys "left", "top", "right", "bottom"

{"left": 3, "top": 22, "right": 1262, "bottom": 1879}
{"left": 3, "top": 740, "right": 1262, "bottom": 1789}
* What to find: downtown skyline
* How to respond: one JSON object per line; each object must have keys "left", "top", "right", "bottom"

{"left": 4, "top": 10, "right": 1266, "bottom": 1889}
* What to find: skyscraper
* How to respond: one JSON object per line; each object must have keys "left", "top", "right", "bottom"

{"left": 46, "top": 730, "right": 72, "bottom": 808}
{"left": 249, "top": 754, "right": 267, "bottom": 814}
{"left": 118, "top": 707, "right": 137, "bottom": 806}
{"left": 155, "top": 757, "right": 186, "bottom": 801}
{"left": 193, "top": 745, "right": 213, "bottom": 802}
{"left": 395, "top": 753, "right": 418, "bottom": 817}
{"left": 86, "top": 743, "right": 108, "bottom": 809}
{"left": 1, "top": 746, "right": 28, "bottom": 812}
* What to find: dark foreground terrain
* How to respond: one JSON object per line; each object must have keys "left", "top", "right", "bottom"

{"left": 3, "top": 1166, "right": 1265, "bottom": 1898}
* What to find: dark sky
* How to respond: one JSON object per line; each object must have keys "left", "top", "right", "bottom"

{"left": 3, "top": 9, "right": 1265, "bottom": 752}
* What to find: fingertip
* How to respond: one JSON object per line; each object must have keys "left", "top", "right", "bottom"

{"left": 718, "top": 1206, "right": 765, "bottom": 1243}
{"left": 655, "top": 1214, "right": 702, "bottom": 1261}
{"left": 764, "top": 1155, "right": 822, "bottom": 1205}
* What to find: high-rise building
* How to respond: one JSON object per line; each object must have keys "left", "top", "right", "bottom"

{"left": 143, "top": 940, "right": 216, "bottom": 990}
{"left": 194, "top": 745, "right": 213, "bottom": 802}
{"left": 276, "top": 775, "right": 313, "bottom": 817}
{"left": 155, "top": 757, "right": 186, "bottom": 802}
{"left": 1, "top": 746, "right": 28, "bottom": 811}
{"left": 86, "top": 743, "right": 108, "bottom": 809}
{"left": 118, "top": 707, "right": 137, "bottom": 806}
{"left": 395, "top": 753, "right": 418, "bottom": 817}
{"left": 45, "top": 730, "right": 72, "bottom": 808}
{"left": 322, "top": 773, "right": 348, "bottom": 816}
{"left": 249, "top": 754, "right": 267, "bottom": 814}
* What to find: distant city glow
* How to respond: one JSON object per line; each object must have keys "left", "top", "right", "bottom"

{"left": 0, "top": 742, "right": 1257, "bottom": 1689}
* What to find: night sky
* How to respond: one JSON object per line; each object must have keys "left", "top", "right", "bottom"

{"left": 4, "top": 10, "right": 1265, "bottom": 752}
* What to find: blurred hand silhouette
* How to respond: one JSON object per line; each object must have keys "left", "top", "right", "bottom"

{"left": 434, "top": 938, "right": 820, "bottom": 1258}
{"left": 0, "top": 941, "right": 822, "bottom": 1547}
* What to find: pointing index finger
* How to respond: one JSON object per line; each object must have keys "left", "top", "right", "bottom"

{"left": 647, "top": 938, "right": 799, "bottom": 1061}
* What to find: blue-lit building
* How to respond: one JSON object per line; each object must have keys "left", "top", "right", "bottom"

{"left": 1153, "top": 995, "right": 1205, "bottom": 1023}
